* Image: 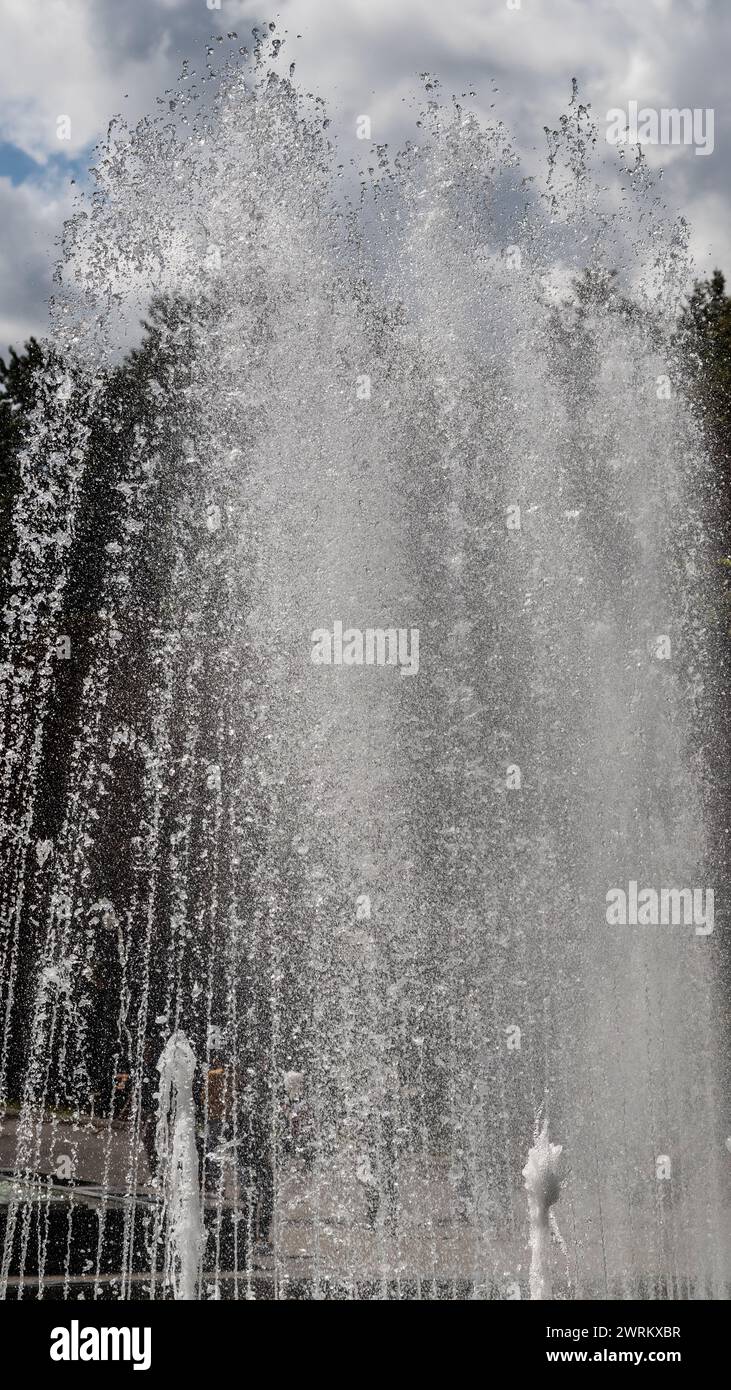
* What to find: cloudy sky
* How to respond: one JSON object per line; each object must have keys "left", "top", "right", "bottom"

{"left": 0, "top": 0, "right": 728, "bottom": 355}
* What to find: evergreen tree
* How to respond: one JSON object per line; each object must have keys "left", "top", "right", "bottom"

{"left": 677, "top": 269, "right": 731, "bottom": 558}
{"left": 0, "top": 338, "right": 53, "bottom": 609}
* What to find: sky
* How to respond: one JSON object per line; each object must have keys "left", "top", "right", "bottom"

{"left": 0, "top": 0, "right": 729, "bottom": 355}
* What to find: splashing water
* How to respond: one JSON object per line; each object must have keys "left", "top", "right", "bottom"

{"left": 0, "top": 36, "right": 728, "bottom": 1300}
{"left": 523, "top": 1110, "right": 564, "bottom": 1301}
{"left": 155, "top": 1032, "right": 202, "bottom": 1301}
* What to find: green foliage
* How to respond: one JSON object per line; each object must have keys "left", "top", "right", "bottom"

{"left": 678, "top": 269, "right": 731, "bottom": 475}
{"left": 0, "top": 338, "right": 49, "bottom": 573}
{"left": 677, "top": 270, "right": 731, "bottom": 645}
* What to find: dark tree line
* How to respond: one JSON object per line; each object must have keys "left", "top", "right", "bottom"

{"left": 0, "top": 298, "right": 318, "bottom": 1128}
{"left": 1, "top": 272, "right": 730, "bottom": 1111}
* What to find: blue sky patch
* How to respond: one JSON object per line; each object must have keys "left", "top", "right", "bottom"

{"left": 0, "top": 140, "right": 92, "bottom": 187}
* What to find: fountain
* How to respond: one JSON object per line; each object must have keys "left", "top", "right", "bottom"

{"left": 0, "top": 33, "right": 728, "bottom": 1300}
{"left": 154, "top": 1032, "right": 202, "bottom": 1301}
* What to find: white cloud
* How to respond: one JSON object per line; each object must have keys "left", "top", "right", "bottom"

{"left": 0, "top": 0, "right": 168, "bottom": 159}
{"left": 0, "top": 174, "right": 73, "bottom": 353}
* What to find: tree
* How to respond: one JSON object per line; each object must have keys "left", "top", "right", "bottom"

{"left": 677, "top": 269, "right": 731, "bottom": 553}
{"left": 0, "top": 338, "right": 52, "bottom": 607}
